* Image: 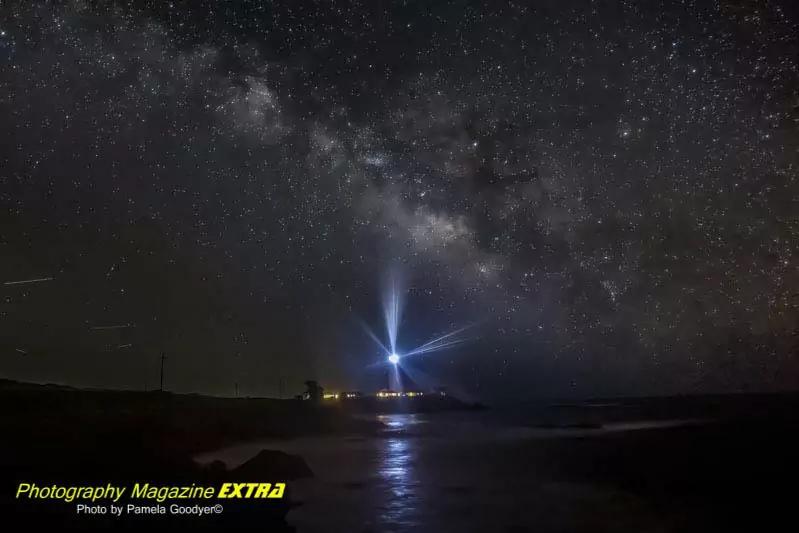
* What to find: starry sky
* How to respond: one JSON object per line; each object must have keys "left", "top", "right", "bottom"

{"left": 1, "top": 0, "right": 798, "bottom": 399}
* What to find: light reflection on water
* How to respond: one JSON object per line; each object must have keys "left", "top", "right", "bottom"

{"left": 380, "top": 438, "right": 417, "bottom": 525}
{"left": 374, "top": 415, "right": 424, "bottom": 528}
{"left": 197, "top": 413, "right": 678, "bottom": 532}
{"left": 382, "top": 438, "right": 411, "bottom": 482}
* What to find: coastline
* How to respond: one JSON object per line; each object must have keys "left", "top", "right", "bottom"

{"left": 5, "top": 380, "right": 799, "bottom": 531}
{"left": 0, "top": 381, "right": 381, "bottom": 531}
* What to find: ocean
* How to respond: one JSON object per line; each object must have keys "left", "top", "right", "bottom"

{"left": 198, "top": 410, "right": 695, "bottom": 532}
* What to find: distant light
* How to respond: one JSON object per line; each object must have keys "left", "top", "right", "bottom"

{"left": 388, "top": 353, "right": 400, "bottom": 365}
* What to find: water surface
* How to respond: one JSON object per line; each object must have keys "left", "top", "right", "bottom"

{"left": 198, "top": 412, "right": 690, "bottom": 532}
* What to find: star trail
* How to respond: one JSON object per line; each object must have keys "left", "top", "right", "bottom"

{"left": 1, "top": 1, "right": 797, "bottom": 398}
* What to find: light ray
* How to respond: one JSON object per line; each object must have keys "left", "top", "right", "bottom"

{"left": 401, "top": 321, "right": 479, "bottom": 358}
{"left": 396, "top": 363, "right": 438, "bottom": 393}
{"left": 410, "top": 323, "right": 476, "bottom": 352}
{"left": 4, "top": 277, "right": 54, "bottom": 286}
{"left": 361, "top": 269, "right": 483, "bottom": 374}
{"left": 389, "top": 362, "right": 403, "bottom": 392}
{"left": 381, "top": 268, "right": 405, "bottom": 354}
{"left": 358, "top": 318, "right": 392, "bottom": 355}
{"left": 405, "top": 338, "right": 467, "bottom": 357}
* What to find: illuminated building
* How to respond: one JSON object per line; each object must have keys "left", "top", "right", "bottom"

{"left": 381, "top": 363, "right": 424, "bottom": 396}
{"left": 322, "top": 391, "right": 362, "bottom": 400}
{"left": 376, "top": 389, "right": 425, "bottom": 399}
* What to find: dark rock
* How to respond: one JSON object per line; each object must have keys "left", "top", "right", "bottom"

{"left": 231, "top": 449, "right": 314, "bottom": 480}
{"left": 205, "top": 459, "right": 229, "bottom": 476}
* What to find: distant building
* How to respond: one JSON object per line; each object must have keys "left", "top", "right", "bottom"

{"left": 376, "top": 389, "right": 425, "bottom": 399}
{"left": 381, "top": 365, "right": 425, "bottom": 395}
{"left": 321, "top": 391, "right": 362, "bottom": 400}
{"left": 303, "top": 380, "right": 324, "bottom": 402}
{"left": 319, "top": 388, "right": 427, "bottom": 400}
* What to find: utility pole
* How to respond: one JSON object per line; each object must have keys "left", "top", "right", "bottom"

{"left": 278, "top": 377, "right": 284, "bottom": 399}
{"left": 159, "top": 352, "right": 166, "bottom": 392}
{"left": 234, "top": 351, "right": 241, "bottom": 399}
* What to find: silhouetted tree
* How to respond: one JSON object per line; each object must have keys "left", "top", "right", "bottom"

{"left": 303, "top": 380, "right": 324, "bottom": 402}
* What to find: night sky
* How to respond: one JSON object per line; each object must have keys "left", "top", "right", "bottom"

{"left": 1, "top": 1, "right": 798, "bottom": 399}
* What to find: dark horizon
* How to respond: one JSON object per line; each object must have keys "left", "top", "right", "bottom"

{"left": 6, "top": 375, "right": 799, "bottom": 408}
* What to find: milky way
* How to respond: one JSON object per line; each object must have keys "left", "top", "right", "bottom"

{"left": 1, "top": 1, "right": 798, "bottom": 398}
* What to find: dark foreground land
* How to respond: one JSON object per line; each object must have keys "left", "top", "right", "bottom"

{"left": 0, "top": 380, "right": 381, "bottom": 531}
{"left": 3, "top": 380, "right": 799, "bottom": 532}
